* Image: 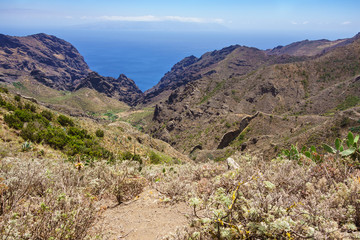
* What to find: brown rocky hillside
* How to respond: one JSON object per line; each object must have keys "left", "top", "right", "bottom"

{"left": 146, "top": 33, "right": 360, "bottom": 161}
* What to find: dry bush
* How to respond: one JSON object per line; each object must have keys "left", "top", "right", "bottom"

{"left": 165, "top": 153, "right": 360, "bottom": 239}
{"left": 0, "top": 157, "right": 144, "bottom": 239}
{"left": 142, "top": 163, "right": 227, "bottom": 202}
{"left": 105, "top": 161, "right": 146, "bottom": 204}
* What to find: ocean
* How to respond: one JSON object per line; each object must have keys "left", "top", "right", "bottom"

{"left": 1, "top": 28, "right": 352, "bottom": 92}
{"left": 59, "top": 30, "right": 304, "bottom": 92}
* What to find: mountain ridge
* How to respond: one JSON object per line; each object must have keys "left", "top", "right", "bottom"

{"left": 0, "top": 33, "right": 143, "bottom": 106}
{"left": 145, "top": 32, "right": 360, "bottom": 160}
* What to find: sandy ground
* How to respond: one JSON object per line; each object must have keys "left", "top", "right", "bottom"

{"left": 93, "top": 188, "right": 191, "bottom": 240}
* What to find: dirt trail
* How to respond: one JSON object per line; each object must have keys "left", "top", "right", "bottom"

{"left": 93, "top": 188, "right": 191, "bottom": 240}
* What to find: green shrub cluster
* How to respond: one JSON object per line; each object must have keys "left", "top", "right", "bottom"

{"left": 95, "top": 129, "right": 104, "bottom": 138}
{"left": 57, "top": 114, "right": 74, "bottom": 127}
{"left": 0, "top": 86, "right": 9, "bottom": 93}
{"left": 1, "top": 97, "right": 113, "bottom": 159}
{"left": 0, "top": 96, "right": 16, "bottom": 111}
{"left": 121, "top": 151, "right": 142, "bottom": 164}
{"left": 149, "top": 151, "right": 162, "bottom": 164}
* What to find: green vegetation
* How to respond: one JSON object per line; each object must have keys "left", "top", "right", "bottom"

{"left": 0, "top": 86, "right": 9, "bottom": 93}
{"left": 8, "top": 82, "right": 129, "bottom": 115}
{"left": 336, "top": 95, "right": 360, "bottom": 111}
{"left": 118, "top": 107, "right": 154, "bottom": 131}
{"left": 1, "top": 97, "right": 114, "bottom": 159}
{"left": 57, "top": 114, "right": 74, "bottom": 126}
{"left": 350, "top": 120, "right": 360, "bottom": 133}
{"left": 104, "top": 111, "right": 118, "bottom": 121}
{"left": 14, "top": 95, "right": 20, "bottom": 102}
{"left": 40, "top": 110, "right": 53, "bottom": 120}
{"left": 12, "top": 81, "right": 25, "bottom": 89}
{"left": 323, "top": 131, "right": 360, "bottom": 159}
{"left": 95, "top": 129, "right": 104, "bottom": 138}
{"left": 200, "top": 80, "right": 225, "bottom": 104}
{"left": 149, "top": 150, "right": 178, "bottom": 164}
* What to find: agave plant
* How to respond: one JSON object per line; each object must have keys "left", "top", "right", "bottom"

{"left": 21, "top": 141, "right": 32, "bottom": 152}
{"left": 323, "top": 132, "right": 360, "bottom": 159}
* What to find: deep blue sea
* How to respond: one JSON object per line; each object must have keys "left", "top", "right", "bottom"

{"left": 61, "top": 30, "right": 302, "bottom": 91}
{"left": 1, "top": 28, "right": 354, "bottom": 92}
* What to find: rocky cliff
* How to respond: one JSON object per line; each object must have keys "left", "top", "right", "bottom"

{"left": 0, "top": 33, "right": 90, "bottom": 90}
{"left": 0, "top": 33, "right": 143, "bottom": 106}
{"left": 75, "top": 72, "right": 143, "bottom": 106}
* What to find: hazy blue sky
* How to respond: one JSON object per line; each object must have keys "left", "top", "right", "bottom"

{"left": 0, "top": 0, "right": 359, "bottom": 35}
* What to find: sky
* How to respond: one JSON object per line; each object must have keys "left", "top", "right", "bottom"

{"left": 0, "top": 0, "right": 359, "bottom": 91}
{"left": 0, "top": 0, "right": 359, "bottom": 36}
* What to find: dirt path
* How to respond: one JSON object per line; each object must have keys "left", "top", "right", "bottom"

{"left": 93, "top": 188, "right": 191, "bottom": 240}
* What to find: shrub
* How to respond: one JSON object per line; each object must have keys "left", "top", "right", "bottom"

{"left": 68, "top": 127, "right": 90, "bottom": 139}
{"left": 149, "top": 151, "right": 162, "bottom": 164}
{"left": 174, "top": 154, "right": 360, "bottom": 239}
{"left": 40, "top": 110, "right": 53, "bottom": 121}
{"left": 24, "top": 103, "right": 36, "bottom": 112}
{"left": 20, "top": 122, "right": 46, "bottom": 143}
{"left": 14, "top": 95, "right": 20, "bottom": 102}
{"left": 14, "top": 109, "right": 34, "bottom": 122}
{"left": 44, "top": 127, "right": 68, "bottom": 149}
{"left": 0, "top": 157, "right": 99, "bottom": 239}
{"left": 0, "top": 86, "right": 9, "bottom": 93}
{"left": 95, "top": 129, "right": 104, "bottom": 138}
{"left": 5, "top": 102, "right": 16, "bottom": 111}
{"left": 0, "top": 96, "right": 6, "bottom": 106}
{"left": 108, "top": 164, "right": 146, "bottom": 204}
{"left": 57, "top": 114, "right": 74, "bottom": 127}
{"left": 4, "top": 113, "right": 23, "bottom": 130}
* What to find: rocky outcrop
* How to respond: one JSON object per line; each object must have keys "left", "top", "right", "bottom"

{"left": 0, "top": 33, "right": 90, "bottom": 90}
{"left": 75, "top": 72, "right": 143, "bottom": 106}
{"left": 217, "top": 112, "right": 259, "bottom": 149}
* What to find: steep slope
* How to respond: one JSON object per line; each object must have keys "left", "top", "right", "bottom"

{"left": 0, "top": 33, "right": 90, "bottom": 89}
{"left": 75, "top": 72, "right": 143, "bottom": 106}
{"left": 0, "top": 33, "right": 143, "bottom": 106}
{"left": 143, "top": 45, "right": 306, "bottom": 105}
{"left": 147, "top": 33, "right": 360, "bottom": 160}
{"left": 0, "top": 85, "right": 190, "bottom": 162}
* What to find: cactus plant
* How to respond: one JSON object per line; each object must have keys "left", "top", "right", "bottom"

{"left": 323, "top": 132, "right": 360, "bottom": 159}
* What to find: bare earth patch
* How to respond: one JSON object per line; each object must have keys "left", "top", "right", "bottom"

{"left": 94, "top": 188, "right": 190, "bottom": 240}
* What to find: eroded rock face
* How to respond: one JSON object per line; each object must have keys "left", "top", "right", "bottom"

{"left": 0, "top": 33, "right": 144, "bottom": 106}
{"left": 75, "top": 72, "right": 143, "bottom": 106}
{"left": 0, "top": 33, "right": 90, "bottom": 90}
{"left": 217, "top": 112, "right": 259, "bottom": 149}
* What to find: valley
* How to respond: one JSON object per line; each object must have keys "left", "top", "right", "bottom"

{"left": 1, "top": 32, "right": 360, "bottom": 239}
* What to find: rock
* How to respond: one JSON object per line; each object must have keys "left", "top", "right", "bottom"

{"left": 226, "top": 157, "right": 240, "bottom": 170}
{"left": 0, "top": 33, "right": 90, "bottom": 90}
{"left": 75, "top": 72, "right": 143, "bottom": 106}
